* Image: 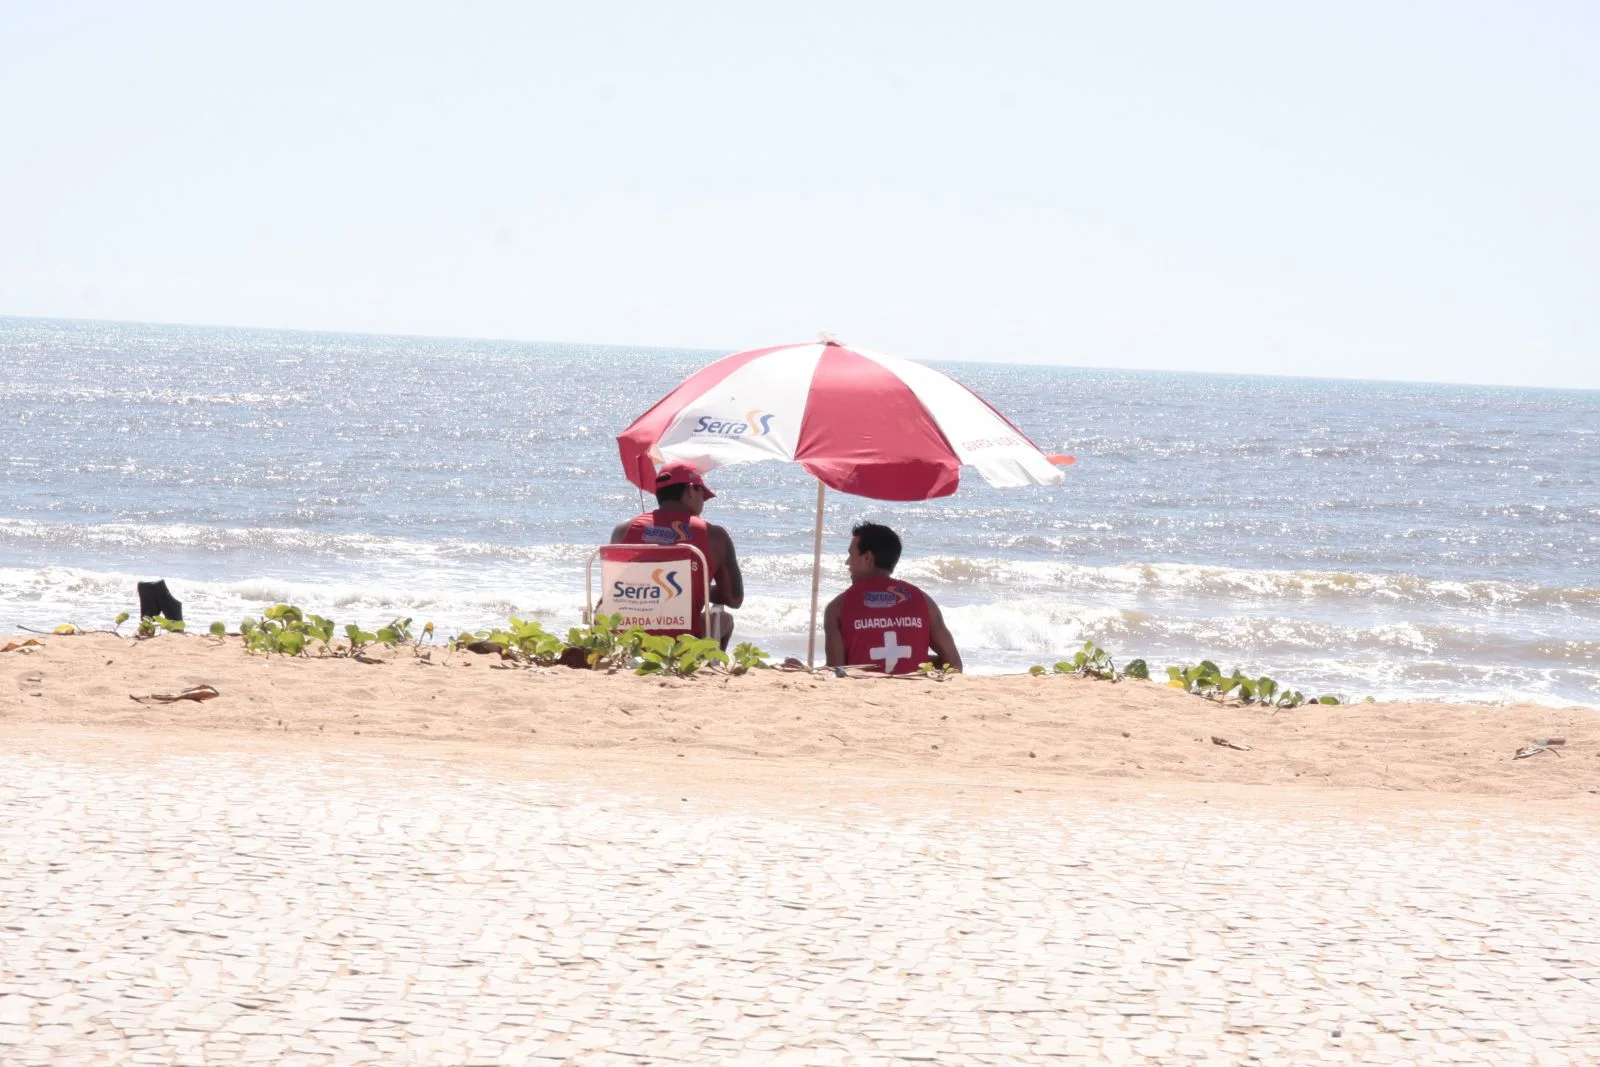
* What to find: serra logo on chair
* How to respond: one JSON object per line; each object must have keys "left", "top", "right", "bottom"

{"left": 611, "top": 568, "right": 683, "bottom": 605}
{"left": 862, "top": 584, "right": 911, "bottom": 609}
{"left": 692, "top": 409, "right": 775, "bottom": 437}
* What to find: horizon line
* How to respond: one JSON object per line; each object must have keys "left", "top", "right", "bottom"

{"left": 3, "top": 311, "right": 1595, "bottom": 395}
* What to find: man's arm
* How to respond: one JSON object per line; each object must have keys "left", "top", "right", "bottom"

{"left": 926, "top": 597, "right": 962, "bottom": 672}
{"left": 707, "top": 524, "right": 744, "bottom": 609}
{"left": 609, "top": 521, "right": 631, "bottom": 544}
{"left": 823, "top": 594, "right": 846, "bottom": 667}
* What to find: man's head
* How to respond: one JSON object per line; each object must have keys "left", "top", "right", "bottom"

{"left": 848, "top": 522, "right": 902, "bottom": 579}
{"left": 653, "top": 461, "right": 716, "bottom": 516}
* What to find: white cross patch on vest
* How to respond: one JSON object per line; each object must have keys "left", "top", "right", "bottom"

{"left": 869, "top": 630, "right": 912, "bottom": 673}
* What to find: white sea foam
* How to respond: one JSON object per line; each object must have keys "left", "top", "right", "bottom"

{"left": 6, "top": 563, "right": 1593, "bottom": 707}
{"left": 4, "top": 517, "right": 1596, "bottom": 616}
{"left": 0, "top": 566, "right": 586, "bottom": 642}
{"left": 742, "top": 550, "right": 1600, "bottom": 612}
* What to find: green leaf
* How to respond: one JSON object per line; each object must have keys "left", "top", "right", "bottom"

{"left": 209, "top": 621, "right": 226, "bottom": 636}
{"left": 731, "top": 642, "right": 770, "bottom": 671}
{"left": 114, "top": 611, "right": 130, "bottom": 626}
{"left": 1028, "top": 665, "right": 1045, "bottom": 676}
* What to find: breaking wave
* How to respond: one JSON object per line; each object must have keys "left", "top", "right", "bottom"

{"left": 4, "top": 563, "right": 1594, "bottom": 708}
{"left": 741, "top": 551, "right": 1600, "bottom": 613}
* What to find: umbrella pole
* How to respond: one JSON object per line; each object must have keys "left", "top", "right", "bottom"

{"left": 805, "top": 480, "right": 826, "bottom": 668}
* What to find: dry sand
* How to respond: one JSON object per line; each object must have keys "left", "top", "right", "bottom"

{"left": 3, "top": 631, "right": 1595, "bottom": 803}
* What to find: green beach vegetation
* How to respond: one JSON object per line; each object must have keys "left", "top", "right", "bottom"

{"left": 1162, "top": 660, "right": 1343, "bottom": 707}
{"left": 70, "top": 605, "right": 1347, "bottom": 699}
{"left": 452, "top": 612, "right": 744, "bottom": 676}
{"left": 1025, "top": 643, "right": 1344, "bottom": 706}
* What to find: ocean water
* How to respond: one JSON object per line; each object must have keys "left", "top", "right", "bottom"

{"left": 2, "top": 316, "right": 1596, "bottom": 706}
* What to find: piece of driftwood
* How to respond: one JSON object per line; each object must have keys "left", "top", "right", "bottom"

{"left": 129, "top": 684, "right": 220, "bottom": 704}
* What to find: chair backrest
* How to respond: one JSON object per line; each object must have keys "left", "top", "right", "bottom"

{"left": 585, "top": 542, "right": 712, "bottom": 638}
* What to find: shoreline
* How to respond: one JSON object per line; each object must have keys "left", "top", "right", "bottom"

{"left": 4, "top": 633, "right": 1596, "bottom": 803}
{"left": 5, "top": 551, "right": 1598, "bottom": 709}
{"left": 3, "top": 614, "right": 1593, "bottom": 710}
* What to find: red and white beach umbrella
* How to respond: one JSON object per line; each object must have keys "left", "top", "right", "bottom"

{"left": 616, "top": 339, "right": 1073, "bottom": 662}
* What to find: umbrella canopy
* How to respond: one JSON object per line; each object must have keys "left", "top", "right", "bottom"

{"left": 617, "top": 340, "right": 1066, "bottom": 501}
{"left": 615, "top": 339, "right": 1072, "bottom": 665}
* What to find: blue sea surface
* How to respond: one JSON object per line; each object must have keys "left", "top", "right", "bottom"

{"left": 2, "top": 316, "right": 1596, "bottom": 704}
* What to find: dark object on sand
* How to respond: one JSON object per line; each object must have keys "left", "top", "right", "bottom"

{"left": 136, "top": 579, "right": 183, "bottom": 622}
{"left": 130, "top": 683, "right": 219, "bottom": 704}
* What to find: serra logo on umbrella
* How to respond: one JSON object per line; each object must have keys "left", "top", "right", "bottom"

{"left": 692, "top": 409, "right": 776, "bottom": 437}
{"left": 617, "top": 338, "right": 1074, "bottom": 664}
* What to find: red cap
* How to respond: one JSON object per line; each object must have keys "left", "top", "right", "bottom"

{"left": 653, "top": 460, "right": 715, "bottom": 499}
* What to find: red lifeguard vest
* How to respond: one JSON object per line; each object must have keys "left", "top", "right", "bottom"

{"left": 620, "top": 510, "right": 721, "bottom": 571}
{"left": 837, "top": 575, "right": 932, "bottom": 674}
{"left": 616, "top": 510, "right": 720, "bottom": 637}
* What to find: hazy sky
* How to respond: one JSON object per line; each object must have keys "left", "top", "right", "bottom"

{"left": 2, "top": 2, "right": 1596, "bottom": 387}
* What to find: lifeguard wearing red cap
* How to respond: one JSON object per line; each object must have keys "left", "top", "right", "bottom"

{"left": 611, "top": 458, "right": 744, "bottom": 649}
{"left": 653, "top": 460, "right": 716, "bottom": 499}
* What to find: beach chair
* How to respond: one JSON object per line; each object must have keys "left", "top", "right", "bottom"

{"left": 584, "top": 542, "right": 713, "bottom": 639}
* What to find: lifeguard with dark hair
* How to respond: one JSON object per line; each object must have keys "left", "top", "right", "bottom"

{"left": 823, "top": 522, "right": 961, "bottom": 674}
{"left": 611, "top": 461, "right": 744, "bottom": 648}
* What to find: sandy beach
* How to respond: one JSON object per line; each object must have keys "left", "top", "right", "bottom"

{"left": 4, "top": 631, "right": 1596, "bottom": 800}
{"left": 6, "top": 631, "right": 1600, "bottom": 1065}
